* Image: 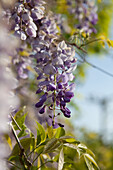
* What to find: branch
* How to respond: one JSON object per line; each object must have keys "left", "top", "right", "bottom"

{"left": 10, "top": 113, "right": 22, "bottom": 131}
{"left": 77, "top": 52, "right": 113, "bottom": 78}
{"left": 10, "top": 123, "right": 32, "bottom": 169}
{"left": 80, "top": 38, "right": 102, "bottom": 47}
{"left": 66, "top": 41, "right": 87, "bottom": 54}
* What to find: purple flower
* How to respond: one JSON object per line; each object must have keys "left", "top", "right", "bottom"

{"left": 39, "top": 105, "right": 46, "bottom": 114}
{"left": 35, "top": 100, "right": 44, "bottom": 108}
{"left": 26, "top": 26, "right": 37, "bottom": 37}
{"left": 65, "top": 91, "right": 74, "bottom": 98}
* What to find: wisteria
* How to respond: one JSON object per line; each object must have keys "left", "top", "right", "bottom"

{"left": 4, "top": 0, "right": 78, "bottom": 127}
{"left": 0, "top": 0, "right": 105, "bottom": 169}
{"left": 12, "top": 0, "right": 46, "bottom": 40}
{"left": 66, "top": 0, "right": 98, "bottom": 34}
{"left": 1, "top": 0, "right": 98, "bottom": 129}
{"left": 3, "top": 0, "right": 98, "bottom": 128}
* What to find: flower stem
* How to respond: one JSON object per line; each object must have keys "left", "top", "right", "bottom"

{"left": 53, "top": 74, "right": 57, "bottom": 124}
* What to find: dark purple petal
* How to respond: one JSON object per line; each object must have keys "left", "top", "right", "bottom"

{"left": 39, "top": 105, "right": 46, "bottom": 114}
{"left": 40, "top": 93, "right": 47, "bottom": 103}
{"left": 64, "top": 112, "right": 71, "bottom": 118}
{"left": 65, "top": 91, "right": 74, "bottom": 98}
{"left": 36, "top": 88, "right": 42, "bottom": 94}
{"left": 58, "top": 123, "right": 64, "bottom": 127}
{"left": 60, "top": 100, "right": 66, "bottom": 107}
{"left": 35, "top": 100, "right": 44, "bottom": 108}
{"left": 58, "top": 83, "right": 63, "bottom": 89}
{"left": 64, "top": 96, "right": 70, "bottom": 103}
{"left": 48, "top": 83, "right": 56, "bottom": 91}
{"left": 61, "top": 107, "right": 71, "bottom": 118}
{"left": 58, "top": 91, "right": 64, "bottom": 97}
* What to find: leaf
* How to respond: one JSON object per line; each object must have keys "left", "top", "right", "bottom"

{"left": 30, "top": 133, "right": 35, "bottom": 152}
{"left": 64, "top": 143, "right": 78, "bottom": 150}
{"left": 37, "top": 129, "right": 41, "bottom": 145}
{"left": 84, "top": 153, "right": 99, "bottom": 169}
{"left": 13, "top": 108, "right": 28, "bottom": 130}
{"left": 78, "top": 143, "right": 87, "bottom": 150}
{"left": 47, "top": 126, "right": 54, "bottom": 139}
{"left": 84, "top": 156, "right": 95, "bottom": 170}
{"left": 55, "top": 127, "right": 65, "bottom": 138}
{"left": 4, "top": 134, "right": 12, "bottom": 150}
{"left": 17, "top": 125, "right": 28, "bottom": 138}
{"left": 43, "top": 138, "right": 60, "bottom": 153}
{"left": 36, "top": 121, "right": 46, "bottom": 142}
{"left": 59, "top": 136, "right": 76, "bottom": 143}
{"left": 11, "top": 138, "right": 32, "bottom": 156}
{"left": 106, "top": 39, "right": 113, "bottom": 48}
{"left": 58, "top": 148, "right": 64, "bottom": 170}
{"left": 53, "top": 154, "right": 59, "bottom": 162}
{"left": 35, "top": 145, "right": 44, "bottom": 155}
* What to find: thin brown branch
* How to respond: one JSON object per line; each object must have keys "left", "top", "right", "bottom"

{"left": 66, "top": 41, "right": 87, "bottom": 54}
{"left": 77, "top": 52, "right": 113, "bottom": 78}
{"left": 80, "top": 38, "right": 102, "bottom": 47}
{"left": 10, "top": 113, "right": 22, "bottom": 131}
{"left": 10, "top": 124, "right": 32, "bottom": 169}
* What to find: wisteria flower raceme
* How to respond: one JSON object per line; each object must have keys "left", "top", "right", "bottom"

{"left": 66, "top": 0, "right": 98, "bottom": 34}
{"left": 5, "top": 0, "right": 77, "bottom": 128}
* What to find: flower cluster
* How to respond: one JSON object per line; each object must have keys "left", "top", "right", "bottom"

{"left": 6, "top": 0, "right": 77, "bottom": 127}
{"left": 12, "top": 0, "right": 46, "bottom": 40}
{"left": 66, "top": 0, "right": 98, "bottom": 34}
{"left": 12, "top": 44, "right": 31, "bottom": 79}
{"left": 31, "top": 11, "right": 77, "bottom": 127}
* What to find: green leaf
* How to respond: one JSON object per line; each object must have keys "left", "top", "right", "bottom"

{"left": 30, "top": 133, "right": 35, "bottom": 152}
{"left": 17, "top": 125, "right": 28, "bottom": 138}
{"left": 78, "top": 143, "right": 87, "bottom": 150}
{"left": 52, "top": 154, "right": 59, "bottom": 162}
{"left": 37, "top": 129, "right": 41, "bottom": 145}
{"left": 36, "top": 121, "right": 46, "bottom": 142}
{"left": 13, "top": 108, "right": 28, "bottom": 130}
{"left": 43, "top": 138, "right": 60, "bottom": 153}
{"left": 11, "top": 137, "right": 32, "bottom": 156}
{"left": 58, "top": 148, "right": 64, "bottom": 170}
{"left": 106, "top": 39, "right": 113, "bottom": 48}
{"left": 59, "top": 136, "right": 77, "bottom": 143}
{"left": 84, "top": 156, "right": 95, "bottom": 170}
{"left": 64, "top": 143, "right": 78, "bottom": 150}
{"left": 84, "top": 153, "right": 99, "bottom": 169}
{"left": 35, "top": 145, "right": 44, "bottom": 155}
{"left": 4, "top": 134, "right": 12, "bottom": 150}
{"left": 55, "top": 127, "right": 65, "bottom": 138}
{"left": 47, "top": 126, "right": 54, "bottom": 139}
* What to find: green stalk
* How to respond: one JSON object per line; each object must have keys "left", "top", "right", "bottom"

{"left": 53, "top": 74, "right": 57, "bottom": 125}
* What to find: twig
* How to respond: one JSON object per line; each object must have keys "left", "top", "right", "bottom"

{"left": 66, "top": 41, "right": 87, "bottom": 54}
{"left": 77, "top": 52, "right": 113, "bottom": 78}
{"left": 10, "top": 113, "right": 22, "bottom": 131}
{"left": 80, "top": 38, "right": 102, "bottom": 47}
{"left": 7, "top": 161, "right": 21, "bottom": 169}
{"left": 10, "top": 123, "right": 32, "bottom": 169}
{"left": 36, "top": 160, "right": 53, "bottom": 170}
{"left": 32, "top": 152, "right": 42, "bottom": 165}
